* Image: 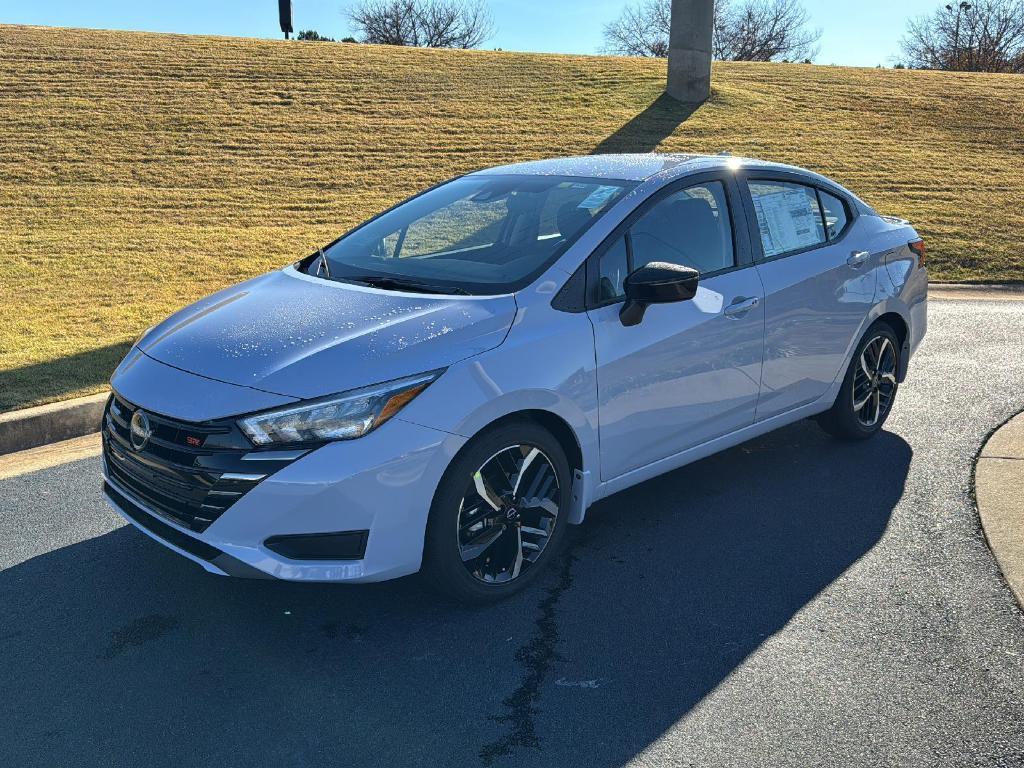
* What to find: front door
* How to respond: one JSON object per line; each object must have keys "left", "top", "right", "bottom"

{"left": 588, "top": 176, "right": 765, "bottom": 482}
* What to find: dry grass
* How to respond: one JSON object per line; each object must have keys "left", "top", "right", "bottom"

{"left": 1, "top": 24, "right": 1022, "bottom": 411}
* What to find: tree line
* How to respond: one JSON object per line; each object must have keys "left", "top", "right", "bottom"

{"left": 902, "top": 0, "right": 1024, "bottom": 72}
{"left": 299, "top": 0, "right": 1024, "bottom": 73}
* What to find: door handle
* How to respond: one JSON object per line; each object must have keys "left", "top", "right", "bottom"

{"left": 847, "top": 250, "right": 870, "bottom": 268}
{"left": 724, "top": 296, "right": 759, "bottom": 318}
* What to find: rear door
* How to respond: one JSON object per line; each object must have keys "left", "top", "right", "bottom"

{"left": 587, "top": 173, "right": 766, "bottom": 481}
{"left": 739, "top": 173, "right": 877, "bottom": 421}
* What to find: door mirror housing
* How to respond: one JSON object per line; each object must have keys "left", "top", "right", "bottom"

{"left": 620, "top": 262, "right": 700, "bottom": 326}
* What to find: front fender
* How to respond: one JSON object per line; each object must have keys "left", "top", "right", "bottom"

{"left": 397, "top": 305, "right": 600, "bottom": 521}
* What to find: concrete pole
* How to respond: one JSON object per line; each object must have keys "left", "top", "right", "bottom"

{"left": 666, "top": 0, "right": 714, "bottom": 104}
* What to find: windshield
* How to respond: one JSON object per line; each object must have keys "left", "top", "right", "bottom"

{"left": 313, "top": 174, "right": 635, "bottom": 295}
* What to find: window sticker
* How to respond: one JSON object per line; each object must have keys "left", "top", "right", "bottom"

{"left": 753, "top": 188, "right": 822, "bottom": 257}
{"left": 577, "top": 185, "right": 620, "bottom": 211}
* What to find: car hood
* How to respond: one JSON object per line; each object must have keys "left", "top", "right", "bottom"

{"left": 138, "top": 267, "right": 518, "bottom": 400}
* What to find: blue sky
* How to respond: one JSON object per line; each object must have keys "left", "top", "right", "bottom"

{"left": 2, "top": 0, "right": 940, "bottom": 67}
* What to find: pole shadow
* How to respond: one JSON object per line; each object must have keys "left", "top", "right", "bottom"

{"left": 0, "top": 419, "right": 910, "bottom": 767}
{"left": 592, "top": 93, "right": 704, "bottom": 155}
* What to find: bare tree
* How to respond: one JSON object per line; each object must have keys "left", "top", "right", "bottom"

{"left": 901, "top": 0, "right": 1024, "bottom": 72}
{"left": 602, "top": 0, "right": 821, "bottom": 62}
{"left": 602, "top": 0, "right": 673, "bottom": 57}
{"left": 714, "top": 0, "right": 820, "bottom": 61}
{"left": 347, "top": 0, "right": 495, "bottom": 48}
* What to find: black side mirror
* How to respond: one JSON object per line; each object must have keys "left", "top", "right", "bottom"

{"left": 620, "top": 262, "right": 700, "bottom": 326}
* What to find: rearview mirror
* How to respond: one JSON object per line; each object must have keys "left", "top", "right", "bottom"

{"left": 620, "top": 262, "right": 699, "bottom": 327}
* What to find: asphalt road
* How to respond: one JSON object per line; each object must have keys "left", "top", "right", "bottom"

{"left": 3, "top": 298, "right": 1024, "bottom": 768}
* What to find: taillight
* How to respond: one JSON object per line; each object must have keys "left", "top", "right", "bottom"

{"left": 909, "top": 239, "right": 926, "bottom": 267}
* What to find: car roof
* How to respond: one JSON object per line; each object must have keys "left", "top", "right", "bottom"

{"left": 470, "top": 153, "right": 820, "bottom": 183}
{"left": 469, "top": 153, "right": 873, "bottom": 214}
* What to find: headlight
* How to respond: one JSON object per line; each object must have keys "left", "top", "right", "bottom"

{"left": 237, "top": 370, "right": 443, "bottom": 447}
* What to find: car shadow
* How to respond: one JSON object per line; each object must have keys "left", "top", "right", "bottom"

{"left": 591, "top": 93, "right": 704, "bottom": 155}
{"left": 1, "top": 420, "right": 910, "bottom": 768}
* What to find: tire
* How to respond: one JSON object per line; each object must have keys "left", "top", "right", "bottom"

{"left": 421, "top": 420, "right": 572, "bottom": 604}
{"left": 816, "top": 321, "right": 900, "bottom": 441}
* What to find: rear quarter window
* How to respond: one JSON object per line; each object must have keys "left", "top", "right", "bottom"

{"left": 818, "top": 189, "right": 851, "bottom": 240}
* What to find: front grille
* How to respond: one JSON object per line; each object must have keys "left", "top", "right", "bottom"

{"left": 102, "top": 393, "right": 297, "bottom": 532}
{"left": 105, "top": 481, "right": 222, "bottom": 561}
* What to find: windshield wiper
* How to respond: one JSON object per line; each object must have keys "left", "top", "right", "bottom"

{"left": 342, "top": 276, "right": 471, "bottom": 296}
{"left": 314, "top": 248, "right": 331, "bottom": 279}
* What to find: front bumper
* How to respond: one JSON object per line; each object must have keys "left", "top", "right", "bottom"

{"left": 103, "top": 416, "right": 466, "bottom": 582}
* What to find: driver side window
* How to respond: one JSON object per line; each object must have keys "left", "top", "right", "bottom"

{"left": 596, "top": 180, "right": 735, "bottom": 302}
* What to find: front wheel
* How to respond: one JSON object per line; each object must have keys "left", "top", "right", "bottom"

{"left": 817, "top": 322, "right": 900, "bottom": 441}
{"left": 421, "top": 421, "right": 571, "bottom": 604}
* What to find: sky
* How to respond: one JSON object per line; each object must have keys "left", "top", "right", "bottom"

{"left": 1, "top": 0, "right": 942, "bottom": 67}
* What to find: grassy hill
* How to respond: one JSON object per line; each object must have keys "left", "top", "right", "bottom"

{"left": 1, "top": 24, "right": 1022, "bottom": 412}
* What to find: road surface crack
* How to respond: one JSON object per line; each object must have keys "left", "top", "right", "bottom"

{"left": 478, "top": 548, "right": 577, "bottom": 766}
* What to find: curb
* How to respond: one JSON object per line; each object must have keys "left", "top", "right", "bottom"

{"left": 0, "top": 392, "right": 108, "bottom": 457}
{"left": 975, "top": 411, "right": 1024, "bottom": 609}
{"left": 930, "top": 282, "right": 1024, "bottom": 291}
{"left": 930, "top": 283, "right": 1024, "bottom": 301}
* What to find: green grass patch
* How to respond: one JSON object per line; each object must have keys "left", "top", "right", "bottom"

{"left": 2, "top": 25, "right": 1022, "bottom": 411}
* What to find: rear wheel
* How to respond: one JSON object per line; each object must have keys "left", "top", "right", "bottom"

{"left": 421, "top": 421, "right": 571, "bottom": 604}
{"left": 817, "top": 322, "right": 900, "bottom": 441}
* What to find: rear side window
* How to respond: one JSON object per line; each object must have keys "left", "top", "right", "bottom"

{"left": 818, "top": 189, "right": 850, "bottom": 240}
{"left": 749, "top": 181, "right": 826, "bottom": 258}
